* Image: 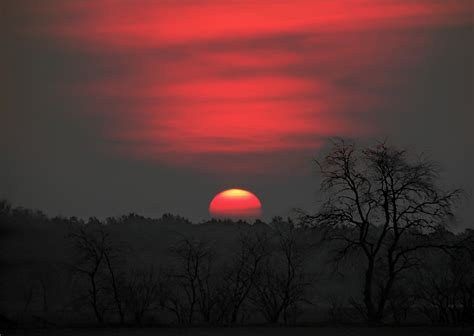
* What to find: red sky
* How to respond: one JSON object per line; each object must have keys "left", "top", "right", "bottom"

{"left": 21, "top": 0, "right": 472, "bottom": 173}
{"left": 3, "top": 0, "right": 472, "bottom": 222}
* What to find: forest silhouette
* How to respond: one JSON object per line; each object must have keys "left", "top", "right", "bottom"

{"left": 1, "top": 140, "right": 473, "bottom": 330}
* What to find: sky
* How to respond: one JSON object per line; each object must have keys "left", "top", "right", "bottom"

{"left": 2, "top": 0, "right": 473, "bottom": 227}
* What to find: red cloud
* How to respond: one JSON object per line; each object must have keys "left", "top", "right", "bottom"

{"left": 23, "top": 0, "right": 472, "bottom": 172}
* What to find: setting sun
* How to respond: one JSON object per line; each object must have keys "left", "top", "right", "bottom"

{"left": 209, "top": 188, "right": 262, "bottom": 220}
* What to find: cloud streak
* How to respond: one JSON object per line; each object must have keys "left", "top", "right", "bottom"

{"left": 22, "top": 0, "right": 472, "bottom": 172}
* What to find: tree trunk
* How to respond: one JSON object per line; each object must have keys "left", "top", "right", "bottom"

{"left": 135, "top": 312, "right": 142, "bottom": 326}
{"left": 90, "top": 274, "right": 104, "bottom": 324}
{"left": 375, "top": 271, "right": 396, "bottom": 324}
{"left": 104, "top": 254, "right": 125, "bottom": 325}
{"left": 363, "top": 259, "right": 379, "bottom": 324}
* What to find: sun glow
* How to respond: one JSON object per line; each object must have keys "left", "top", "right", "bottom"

{"left": 209, "top": 189, "right": 262, "bottom": 220}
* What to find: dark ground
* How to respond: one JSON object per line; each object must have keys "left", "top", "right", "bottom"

{"left": 4, "top": 326, "right": 474, "bottom": 336}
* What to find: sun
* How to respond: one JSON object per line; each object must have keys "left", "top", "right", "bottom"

{"left": 209, "top": 188, "right": 262, "bottom": 220}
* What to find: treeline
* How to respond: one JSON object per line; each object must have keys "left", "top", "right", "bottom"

{"left": 0, "top": 203, "right": 316, "bottom": 327}
{"left": 66, "top": 218, "right": 314, "bottom": 326}
{"left": 0, "top": 203, "right": 472, "bottom": 327}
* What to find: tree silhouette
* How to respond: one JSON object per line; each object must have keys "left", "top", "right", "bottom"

{"left": 416, "top": 232, "right": 474, "bottom": 324}
{"left": 302, "top": 139, "right": 462, "bottom": 324}
{"left": 164, "top": 237, "right": 214, "bottom": 326}
{"left": 68, "top": 220, "right": 126, "bottom": 324}
{"left": 124, "top": 267, "right": 163, "bottom": 325}
{"left": 217, "top": 231, "right": 269, "bottom": 324}
{"left": 251, "top": 220, "right": 313, "bottom": 324}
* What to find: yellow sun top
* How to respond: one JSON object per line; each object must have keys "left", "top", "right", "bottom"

{"left": 221, "top": 188, "right": 251, "bottom": 198}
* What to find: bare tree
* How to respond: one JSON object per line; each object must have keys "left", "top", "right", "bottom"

{"left": 124, "top": 267, "right": 163, "bottom": 325}
{"left": 68, "top": 220, "right": 126, "bottom": 324}
{"left": 102, "top": 238, "right": 127, "bottom": 325}
{"left": 251, "top": 221, "right": 313, "bottom": 324}
{"left": 35, "top": 266, "right": 58, "bottom": 313}
{"left": 386, "top": 283, "right": 415, "bottom": 324}
{"left": 195, "top": 251, "right": 219, "bottom": 325}
{"left": 416, "top": 235, "right": 474, "bottom": 324}
{"left": 215, "top": 230, "right": 269, "bottom": 325}
{"left": 301, "top": 139, "right": 461, "bottom": 324}
{"left": 68, "top": 221, "right": 107, "bottom": 323}
{"left": 163, "top": 237, "right": 213, "bottom": 326}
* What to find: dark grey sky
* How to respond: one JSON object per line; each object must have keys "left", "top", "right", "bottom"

{"left": 2, "top": 1, "right": 472, "bottom": 228}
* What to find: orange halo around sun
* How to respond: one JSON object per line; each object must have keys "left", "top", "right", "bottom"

{"left": 209, "top": 188, "right": 262, "bottom": 220}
